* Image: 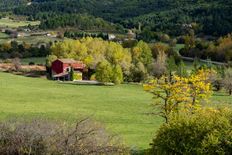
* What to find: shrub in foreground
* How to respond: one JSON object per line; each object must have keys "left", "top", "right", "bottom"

{"left": 150, "top": 108, "right": 232, "bottom": 155}
{"left": 0, "top": 119, "right": 128, "bottom": 155}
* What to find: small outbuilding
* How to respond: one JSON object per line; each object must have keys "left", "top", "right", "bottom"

{"left": 51, "top": 59, "right": 86, "bottom": 81}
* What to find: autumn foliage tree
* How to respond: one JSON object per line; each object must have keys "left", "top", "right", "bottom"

{"left": 131, "top": 41, "right": 152, "bottom": 67}
{"left": 95, "top": 60, "right": 113, "bottom": 83}
{"left": 144, "top": 69, "right": 213, "bottom": 122}
{"left": 150, "top": 50, "right": 167, "bottom": 78}
{"left": 188, "top": 69, "right": 214, "bottom": 105}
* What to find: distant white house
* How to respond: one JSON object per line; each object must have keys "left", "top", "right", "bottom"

{"left": 108, "top": 34, "right": 116, "bottom": 40}
{"left": 182, "top": 23, "right": 192, "bottom": 29}
{"left": 126, "top": 30, "right": 136, "bottom": 40}
{"left": 46, "top": 33, "right": 57, "bottom": 38}
{"left": 17, "top": 32, "right": 30, "bottom": 38}
{"left": 23, "top": 28, "right": 31, "bottom": 32}
{"left": 17, "top": 33, "right": 23, "bottom": 38}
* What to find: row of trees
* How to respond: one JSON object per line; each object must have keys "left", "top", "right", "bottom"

{"left": 38, "top": 13, "right": 117, "bottom": 31}
{"left": 47, "top": 37, "right": 183, "bottom": 84}
{"left": 64, "top": 31, "right": 109, "bottom": 40}
{"left": 0, "top": 41, "right": 50, "bottom": 59}
{"left": 47, "top": 37, "right": 132, "bottom": 84}
{"left": 180, "top": 34, "right": 232, "bottom": 62}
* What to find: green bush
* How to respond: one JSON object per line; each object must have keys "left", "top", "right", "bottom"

{"left": 130, "top": 62, "right": 148, "bottom": 82}
{"left": 90, "top": 73, "right": 96, "bottom": 81}
{"left": 112, "top": 65, "right": 123, "bottom": 84}
{"left": 95, "top": 60, "right": 113, "bottom": 83}
{"left": 150, "top": 108, "right": 232, "bottom": 155}
{"left": 73, "top": 72, "right": 82, "bottom": 80}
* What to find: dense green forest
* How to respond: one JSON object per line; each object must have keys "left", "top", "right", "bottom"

{"left": 38, "top": 13, "right": 118, "bottom": 31}
{"left": 9, "top": 0, "right": 232, "bottom": 36}
{"left": 0, "top": 0, "right": 27, "bottom": 11}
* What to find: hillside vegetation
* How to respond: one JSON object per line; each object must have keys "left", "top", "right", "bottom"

{"left": 0, "top": 0, "right": 27, "bottom": 11}
{"left": 10, "top": 0, "right": 232, "bottom": 36}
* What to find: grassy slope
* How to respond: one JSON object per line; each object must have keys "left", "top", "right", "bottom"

{"left": 0, "top": 36, "right": 61, "bottom": 44}
{"left": 0, "top": 72, "right": 231, "bottom": 149}
{"left": 0, "top": 72, "right": 161, "bottom": 149}
{"left": 0, "top": 18, "right": 40, "bottom": 28}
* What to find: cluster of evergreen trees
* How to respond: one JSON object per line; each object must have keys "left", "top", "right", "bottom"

{"left": 0, "top": 0, "right": 27, "bottom": 11}
{"left": 38, "top": 13, "right": 116, "bottom": 31}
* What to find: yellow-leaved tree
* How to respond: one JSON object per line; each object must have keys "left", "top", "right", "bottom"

{"left": 144, "top": 69, "right": 214, "bottom": 123}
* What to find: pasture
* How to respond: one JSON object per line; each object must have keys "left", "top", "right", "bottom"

{"left": 0, "top": 72, "right": 231, "bottom": 149}
{"left": 0, "top": 35, "right": 64, "bottom": 44}
{"left": 0, "top": 18, "right": 40, "bottom": 28}
{"left": 0, "top": 32, "right": 9, "bottom": 39}
{"left": 0, "top": 72, "right": 161, "bottom": 149}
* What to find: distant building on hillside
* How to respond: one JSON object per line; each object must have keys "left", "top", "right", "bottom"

{"left": 126, "top": 30, "right": 136, "bottom": 40}
{"left": 51, "top": 59, "right": 86, "bottom": 81}
{"left": 108, "top": 34, "right": 116, "bottom": 40}
{"left": 17, "top": 32, "right": 29, "bottom": 38}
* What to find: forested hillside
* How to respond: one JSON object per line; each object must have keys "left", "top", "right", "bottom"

{"left": 2, "top": 0, "right": 232, "bottom": 36}
{"left": 0, "top": 0, "right": 27, "bottom": 11}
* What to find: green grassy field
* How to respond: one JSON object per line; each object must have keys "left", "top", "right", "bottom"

{"left": 0, "top": 32, "right": 9, "bottom": 39}
{"left": 0, "top": 35, "right": 70, "bottom": 44}
{"left": 0, "top": 36, "right": 64, "bottom": 44}
{"left": 0, "top": 18, "right": 40, "bottom": 28}
{"left": 0, "top": 72, "right": 231, "bottom": 150}
{"left": 0, "top": 72, "right": 162, "bottom": 149}
{"left": 174, "top": 44, "right": 185, "bottom": 52}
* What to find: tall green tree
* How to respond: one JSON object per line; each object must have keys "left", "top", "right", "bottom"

{"left": 95, "top": 60, "right": 113, "bottom": 83}
{"left": 112, "top": 65, "right": 123, "bottom": 84}
{"left": 132, "top": 41, "right": 152, "bottom": 67}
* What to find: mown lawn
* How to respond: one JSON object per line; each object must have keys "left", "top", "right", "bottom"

{"left": 0, "top": 72, "right": 162, "bottom": 149}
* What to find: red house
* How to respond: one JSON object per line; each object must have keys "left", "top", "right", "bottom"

{"left": 51, "top": 59, "right": 86, "bottom": 80}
